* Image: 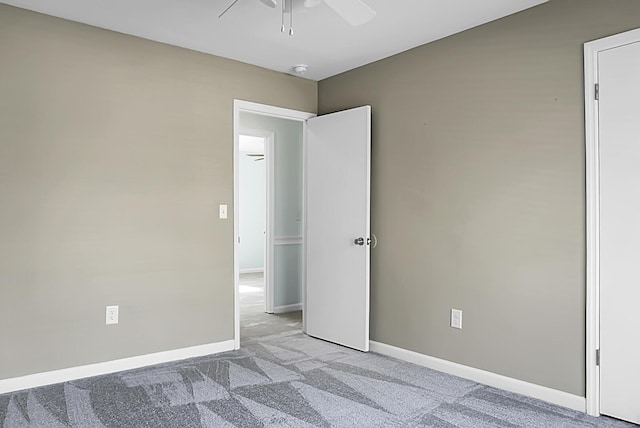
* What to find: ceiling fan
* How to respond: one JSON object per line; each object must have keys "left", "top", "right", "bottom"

{"left": 219, "top": 0, "right": 376, "bottom": 32}
{"left": 246, "top": 153, "right": 265, "bottom": 161}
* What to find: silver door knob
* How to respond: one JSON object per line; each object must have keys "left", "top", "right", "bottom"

{"left": 354, "top": 237, "right": 365, "bottom": 246}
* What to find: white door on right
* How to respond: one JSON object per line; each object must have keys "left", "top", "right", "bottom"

{"left": 305, "top": 106, "right": 371, "bottom": 352}
{"left": 599, "top": 40, "right": 640, "bottom": 425}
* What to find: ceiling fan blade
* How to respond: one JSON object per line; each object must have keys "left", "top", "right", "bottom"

{"left": 254, "top": 158, "right": 265, "bottom": 161}
{"left": 219, "top": 0, "right": 241, "bottom": 18}
{"left": 323, "top": 0, "right": 376, "bottom": 26}
{"left": 258, "top": 0, "right": 277, "bottom": 7}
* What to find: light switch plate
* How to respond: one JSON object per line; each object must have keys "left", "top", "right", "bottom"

{"left": 219, "top": 204, "right": 228, "bottom": 219}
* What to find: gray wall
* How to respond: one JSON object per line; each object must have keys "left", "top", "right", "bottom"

{"left": 239, "top": 113, "right": 304, "bottom": 308}
{"left": 0, "top": 4, "right": 316, "bottom": 380}
{"left": 318, "top": 0, "right": 640, "bottom": 396}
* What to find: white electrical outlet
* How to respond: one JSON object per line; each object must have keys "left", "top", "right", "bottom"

{"left": 106, "top": 305, "right": 119, "bottom": 325}
{"left": 451, "top": 308, "right": 462, "bottom": 329}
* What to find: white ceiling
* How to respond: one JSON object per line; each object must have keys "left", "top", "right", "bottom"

{"left": 239, "top": 135, "right": 265, "bottom": 153}
{"left": 2, "top": 0, "right": 547, "bottom": 81}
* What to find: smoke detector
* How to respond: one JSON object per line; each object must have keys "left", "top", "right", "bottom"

{"left": 292, "top": 64, "right": 309, "bottom": 75}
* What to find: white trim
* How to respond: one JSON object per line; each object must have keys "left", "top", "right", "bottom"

{"left": 239, "top": 268, "right": 264, "bottom": 274}
{"left": 233, "top": 99, "right": 315, "bottom": 350}
{"left": 584, "top": 34, "right": 600, "bottom": 419}
{"left": 235, "top": 100, "right": 316, "bottom": 122}
{"left": 301, "top": 118, "right": 308, "bottom": 334}
{"left": 233, "top": 105, "right": 240, "bottom": 349}
{"left": 0, "top": 340, "right": 234, "bottom": 395}
{"left": 274, "top": 236, "right": 303, "bottom": 246}
{"left": 370, "top": 341, "right": 586, "bottom": 412}
{"left": 273, "top": 303, "right": 303, "bottom": 314}
{"left": 266, "top": 130, "right": 275, "bottom": 315}
{"left": 364, "top": 106, "right": 372, "bottom": 352}
{"left": 583, "top": 27, "right": 640, "bottom": 418}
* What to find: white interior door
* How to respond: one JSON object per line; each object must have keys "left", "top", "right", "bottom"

{"left": 599, "top": 40, "right": 640, "bottom": 425}
{"left": 305, "top": 106, "right": 371, "bottom": 352}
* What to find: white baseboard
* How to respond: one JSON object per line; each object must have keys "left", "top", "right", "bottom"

{"left": 0, "top": 339, "right": 235, "bottom": 395}
{"left": 239, "top": 268, "right": 264, "bottom": 274}
{"left": 273, "top": 303, "right": 302, "bottom": 314}
{"left": 370, "top": 341, "right": 586, "bottom": 412}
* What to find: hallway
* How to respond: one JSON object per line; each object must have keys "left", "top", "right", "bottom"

{"left": 239, "top": 272, "right": 302, "bottom": 344}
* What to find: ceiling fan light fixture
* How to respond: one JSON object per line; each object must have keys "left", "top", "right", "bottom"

{"left": 292, "top": 64, "right": 309, "bottom": 74}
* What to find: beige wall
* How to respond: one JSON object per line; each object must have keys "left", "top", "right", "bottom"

{"left": 4, "top": 0, "right": 640, "bottom": 398}
{"left": 318, "top": 0, "right": 640, "bottom": 396}
{"left": 0, "top": 4, "right": 316, "bottom": 379}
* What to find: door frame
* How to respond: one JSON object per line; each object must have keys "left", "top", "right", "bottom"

{"left": 238, "top": 128, "right": 274, "bottom": 314}
{"left": 233, "top": 100, "right": 316, "bottom": 350}
{"left": 584, "top": 27, "right": 640, "bottom": 417}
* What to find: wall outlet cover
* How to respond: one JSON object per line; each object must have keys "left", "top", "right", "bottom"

{"left": 106, "top": 305, "right": 119, "bottom": 325}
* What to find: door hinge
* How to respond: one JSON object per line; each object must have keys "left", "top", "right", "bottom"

{"left": 596, "top": 349, "right": 600, "bottom": 366}
{"left": 595, "top": 83, "right": 599, "bottom": 101}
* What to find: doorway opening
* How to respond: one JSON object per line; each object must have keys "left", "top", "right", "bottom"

{"left": 238, "top": 132, "right": 269, "bottom": 320}
{"left": 234, "top": 100, "right": 373, "bottom": 353}
{"left": 233, "top": 100, "right": 316, "bottom": 350}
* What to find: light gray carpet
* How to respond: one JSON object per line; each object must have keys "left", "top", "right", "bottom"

{"left": 0, "top": 282, "right": 636, "bottom": 427}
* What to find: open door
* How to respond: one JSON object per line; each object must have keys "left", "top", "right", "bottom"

{"left": 598, "top": 39, "right": 640, "bottom": 425}
{"left": 305, "top": 106, "right": 371, "bottom": 352}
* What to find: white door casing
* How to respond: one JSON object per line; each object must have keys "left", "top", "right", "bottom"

{"left": 305, "top": 106, "right": 371, "bottom": 352}
{"left": 584, "top": 28, "right": 640, "bottom": 421}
